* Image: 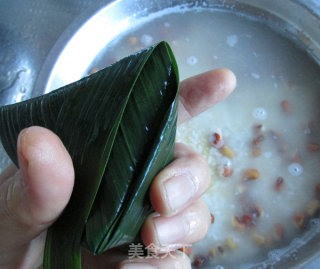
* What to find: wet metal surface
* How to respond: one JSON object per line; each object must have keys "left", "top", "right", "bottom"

{"left": 0, "top": 0, "right": 109, "bottom": 105}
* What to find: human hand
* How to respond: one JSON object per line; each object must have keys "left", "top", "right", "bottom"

{"left": 0, "top": 68, "right": 236, "bottom": 269}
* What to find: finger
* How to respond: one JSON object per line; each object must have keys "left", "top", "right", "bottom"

{"left": 141, "top": 199, "right": 211, "bottom": 252}
{"left": 0, "top": 127, "right": 74, "bottom": 255}
{"left": 149, "top": 143, "right": 210, "bottom": 217}
{"left": 178, "top": 68, "right": 236, "bottom": 125}
{"left": 0, "top": 164, "right": 17, "bottom": 183}
{"left": 118, "top": 251, "right": 191, "bottom": 269}
{"left": 17, "top": 126, "right": 74, "bottom": 227}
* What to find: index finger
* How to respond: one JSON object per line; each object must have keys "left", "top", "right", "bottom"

{"left": 178, "top": 68, "right": 236, "bottom": 125}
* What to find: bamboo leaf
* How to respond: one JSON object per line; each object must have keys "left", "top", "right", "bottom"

{"left": 0, "top": 41, "right": 179, "bottom": 268}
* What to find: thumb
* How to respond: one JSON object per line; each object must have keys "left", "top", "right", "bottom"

{"left": 0, "top": 126, "right": 74, "bottom": 257}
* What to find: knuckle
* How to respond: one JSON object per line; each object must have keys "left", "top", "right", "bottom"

{"left": 183, "top": 200, "right": 211, "bottom": 243}
{"left": 0, "top": 173, "right": 33, "bottom": 232}
{"left": 188, "top": 155, "right": 211, "bottom": 188}
{"left": 189, "top": 153, "right": 208, "bottom": 168}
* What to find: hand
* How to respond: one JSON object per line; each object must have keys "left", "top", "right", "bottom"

{"left": 0, "top": 68, "right": 236, "bottom": 269}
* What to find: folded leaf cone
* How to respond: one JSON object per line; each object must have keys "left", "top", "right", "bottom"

{"left": 0, "top": 41, "right": 179, "bottom": 268}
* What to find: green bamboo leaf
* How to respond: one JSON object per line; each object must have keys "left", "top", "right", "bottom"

{"left": 0, "top": 41, "right": 179, "bottom": 268}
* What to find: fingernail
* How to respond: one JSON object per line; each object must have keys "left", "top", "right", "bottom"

{"left": 122, "top": 263, "right": 156, "bottom": 269}
{"left": 154, "top": 214, "right": 189, "bottom": 245}
{"left": 164, "top": 174, "right": 197, "bottom": 212}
